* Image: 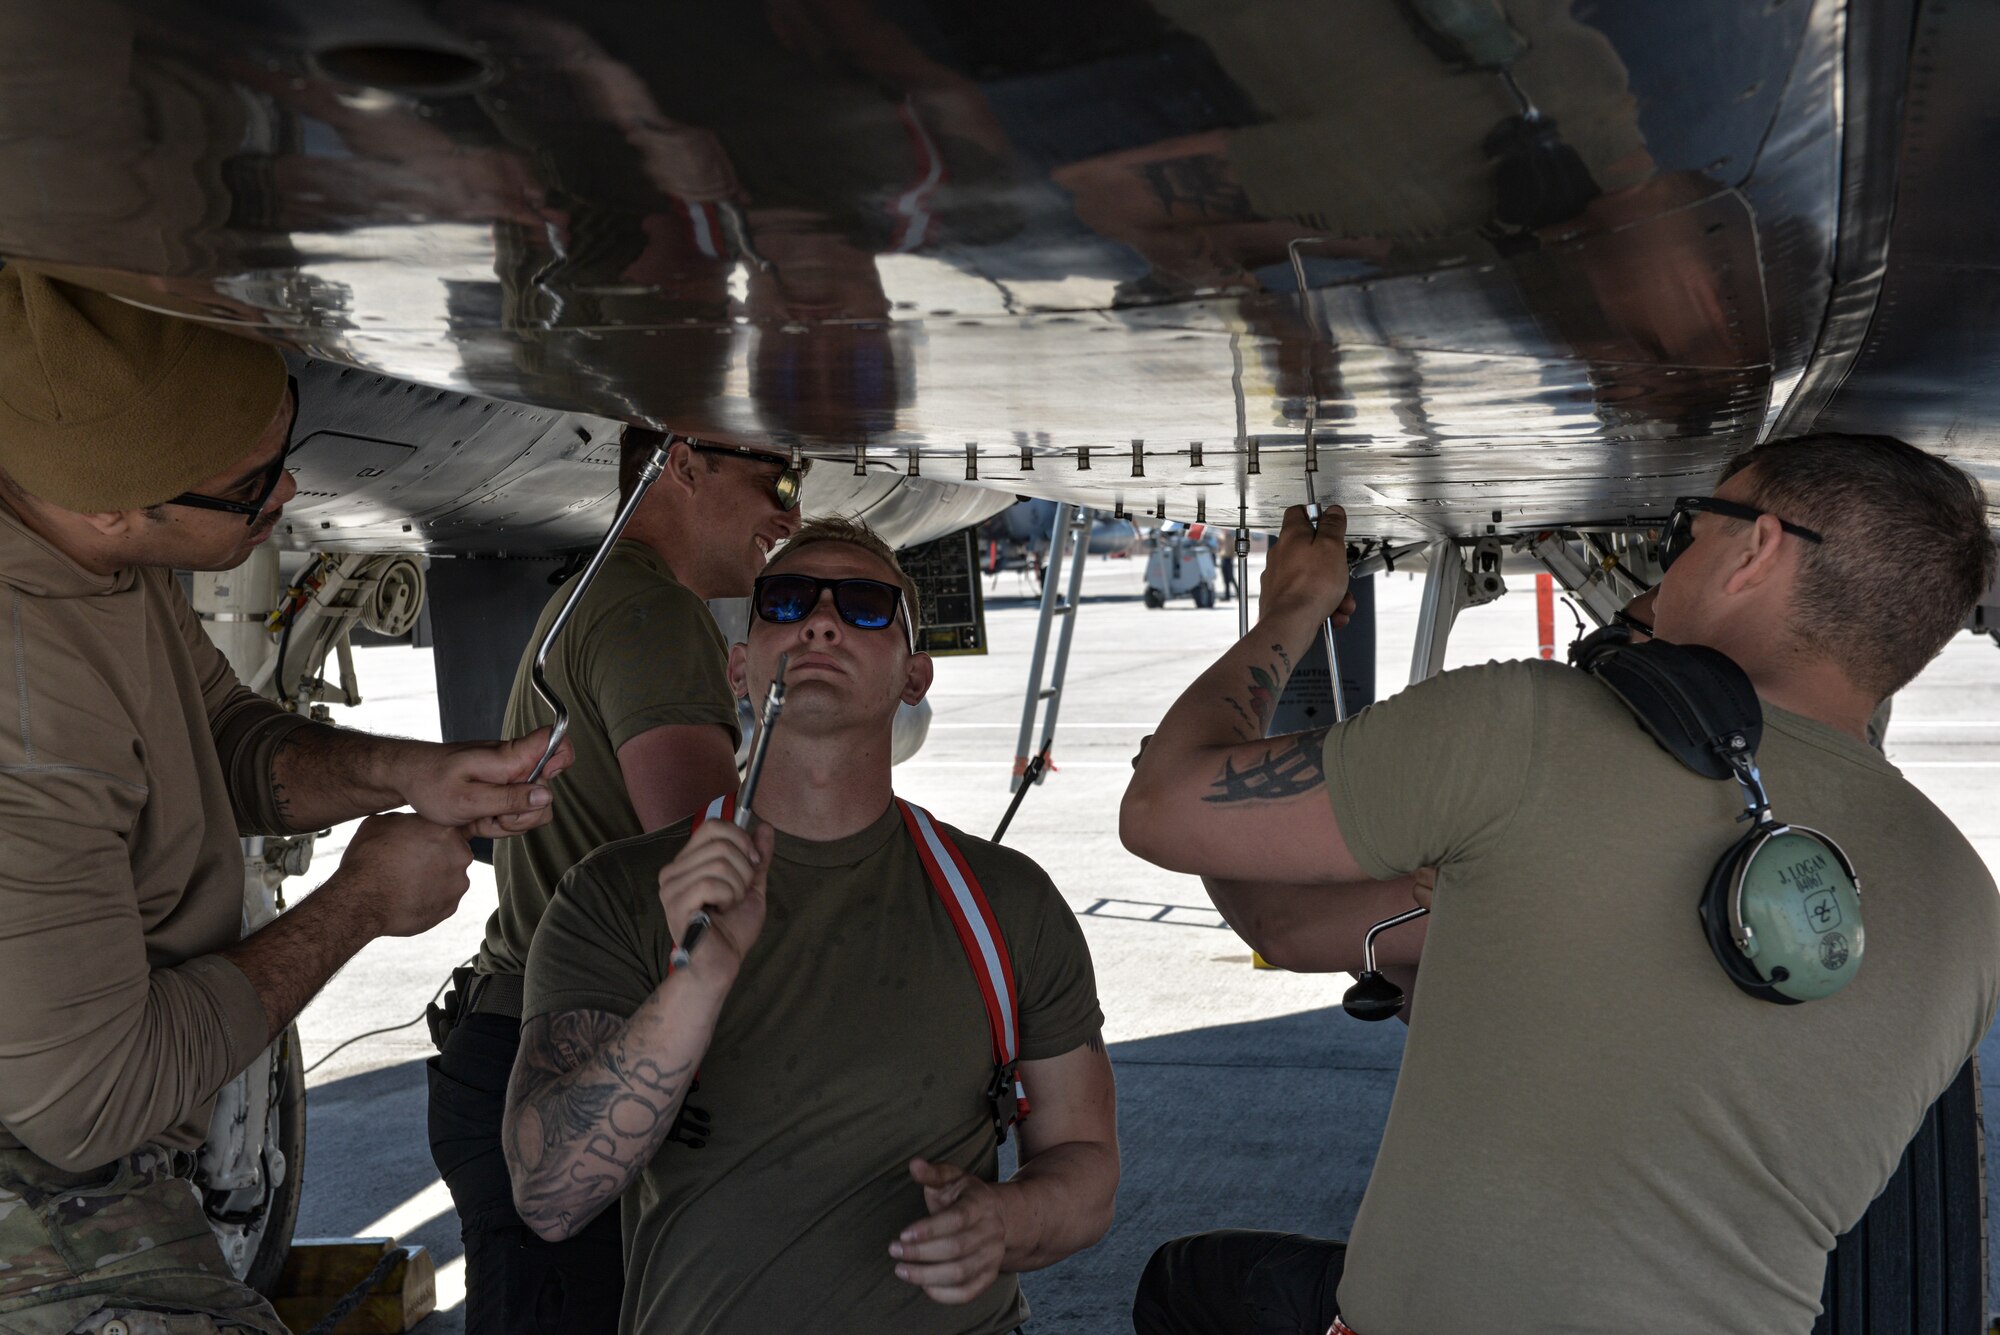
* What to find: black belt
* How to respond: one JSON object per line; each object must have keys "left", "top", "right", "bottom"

{"left": 464, "top": 970, "right": 525, "bottom": 1019}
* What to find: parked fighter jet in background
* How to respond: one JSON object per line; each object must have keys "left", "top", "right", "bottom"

{"left": 979, "top": 500, "right": 1140, "bottom": 579}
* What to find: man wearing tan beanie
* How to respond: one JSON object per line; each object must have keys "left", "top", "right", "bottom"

{"left": 0, "top": 265, "right": 574, "bottom": 1335}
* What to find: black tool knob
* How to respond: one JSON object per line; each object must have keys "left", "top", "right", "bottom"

{"left": 1342, "top": 971, "right": 1406, "bottom": 1022}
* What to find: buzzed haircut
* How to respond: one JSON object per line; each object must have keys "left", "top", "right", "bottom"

{"left": 617, "top": 427, "right": 716, "bottom": 504}
{"left": 763, "top": 514, "right": 922, "bottom": 634}
{"left": 1720, "top": 432, "right": 1996, "bottom": 698}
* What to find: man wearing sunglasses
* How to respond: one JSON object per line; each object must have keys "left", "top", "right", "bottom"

{"left": 0, "top": 268, "right": 576, "bottom": 1335}
{"left": 505, "top": 517, "right": 1119, "bottom": 1335}
{"left": 1122, "top": 433, "right": 1999, "bottom": 1335}
{"left": 430, "top": 428, "right": 803, "bottom": 1334}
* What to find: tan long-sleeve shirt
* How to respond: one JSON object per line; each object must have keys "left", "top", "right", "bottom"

{"left": 0, "top": 505, "right": 308, "bottom": 1171}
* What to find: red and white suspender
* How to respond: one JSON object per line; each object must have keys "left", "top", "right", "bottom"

{"left": 688, "top": 794, "right": 1030, "bottom": 1140}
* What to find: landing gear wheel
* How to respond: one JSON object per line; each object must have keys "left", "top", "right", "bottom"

{"left": 1193, "top": 583, "right": 1216, "bottom": 609}
{"left": 1143, "top": 587, "right": 1165, "bottom": 609}
{"left": 205, "top": 1025, "right": 307, "bottom": 1296}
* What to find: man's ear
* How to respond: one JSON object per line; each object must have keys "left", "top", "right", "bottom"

{"left": 900, "top": 651, "right": 934, "bottom": 707}
{"left": 727, "top": 641, "right": 750, "bottom": 698}
{"left": 1722, "top": 513, "right": 1788, "bottom": 596}
{"left": 79, "top": 507, "right": 140, "bottom": 539}
{"left": 664, "top": 440, "right": 702, "bottom": 496}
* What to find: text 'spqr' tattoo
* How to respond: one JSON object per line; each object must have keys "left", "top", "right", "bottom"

{"left": 1203, "top": 732, "right": 1330, "bottom": 803}
{"left": 505, "top": 1009, "right": 693, "bottom": 1238}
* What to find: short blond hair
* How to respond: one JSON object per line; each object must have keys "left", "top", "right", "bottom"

{"left": 764, "top": 515, "right": 921, "bottom": 633}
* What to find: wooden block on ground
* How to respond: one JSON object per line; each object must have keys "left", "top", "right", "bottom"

{"left": 272, "top": 1238, "right": 436, "bottom": 1334}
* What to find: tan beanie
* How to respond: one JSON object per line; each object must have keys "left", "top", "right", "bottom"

{"left": 0, "top": 265, "right": 287, "bottom": 512}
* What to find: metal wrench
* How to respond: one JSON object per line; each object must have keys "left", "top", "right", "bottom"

{"left": 673, "top": 654, "right": 789, "bottom": 968}
{"left": 526, "top": 439, "right": 673, "bottom": 783}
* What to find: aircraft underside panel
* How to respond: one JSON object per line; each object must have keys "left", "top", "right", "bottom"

{"left": 1, "top": 0, "right": 1993, "bottom": 540}
{"left": 273, "top": 355, "right": 1014, "bottom": 553}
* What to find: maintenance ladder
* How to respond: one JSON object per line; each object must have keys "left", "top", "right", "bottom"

{"left": 1011, "top": 503, "right": 1092, "bottom": 793}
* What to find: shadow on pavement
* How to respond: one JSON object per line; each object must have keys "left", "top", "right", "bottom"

{"left": 296, "top": 1008, "right": 2000, "bottom": 1333}
{"left": 298, "top": 1057, "right": 463, "bottom": 1274}
{"left": 295, "top": 1007, "right": 1403, "bottom": 1334}
{"left": 1020, "top": 1004, "right": 1406, "bottom": 1334}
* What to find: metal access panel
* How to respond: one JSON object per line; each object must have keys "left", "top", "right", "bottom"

{"left": 901, "top": 527, "right": 987, "bottom": 657}
{"left": 1268, "top": 576, "right": 1378, "bottom": 735}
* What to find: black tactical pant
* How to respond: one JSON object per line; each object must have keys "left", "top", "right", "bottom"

{"left": 1132, "top": 1231, "right": 1347, "bottom": 1335}
{"left": 427, "top": 1012, "right": 624, "bottom": 1335}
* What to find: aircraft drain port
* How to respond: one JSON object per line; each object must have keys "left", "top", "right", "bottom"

{"left": 310, "top": 44, "right": 493, "bottom": 97}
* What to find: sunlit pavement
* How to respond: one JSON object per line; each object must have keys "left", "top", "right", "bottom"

{"left": 292, "top": 554, "right": 2000, "bottom": 1332}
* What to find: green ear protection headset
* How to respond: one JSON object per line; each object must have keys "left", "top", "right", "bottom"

{"left": 1573, "top": 633, "right": 1864, "bottom": 1005}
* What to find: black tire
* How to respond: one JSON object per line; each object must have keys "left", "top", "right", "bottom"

{"left": 203, "top": 1025, "right": 307, "bottom": 1297}
{"left": 247, "top": 1026, "right": 308, "bottom": 1295}
{"left": 1193, "top": 583, "right": 1216, "bottom": 609}
{"left": 1143, "top": 587, "right": 1165, "bottom": 609}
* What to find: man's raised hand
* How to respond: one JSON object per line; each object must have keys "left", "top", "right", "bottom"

{"left": 657, "top": 819, "right": 773, "bottom": 982}
{"left": 1257, "top": 504, "right": 1357, "bottom": 629}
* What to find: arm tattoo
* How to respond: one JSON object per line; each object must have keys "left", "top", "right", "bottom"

{"left": 1225, "top": 695, "right": 1257, "bottom": 740}
{"left": 1221, "top": 657, "right": 1288, "bottom": 741}
{"left": 505, "top": 1009, "right": 693, "bottom": 1239}
{"left": 1135, "top": 155, "right": 1251, "bottom": 220}
{"left": 1203, "top": 729, "right": 1332, "bottom": 804}
{"left": 268, "top": 727, "right": 307, "bottom": 830}
{"left": 1084, "top": 1030, "right": 1106, "bottom": 1055}
{"left": 266, "top": 723, "right": 349, "bottom": 833}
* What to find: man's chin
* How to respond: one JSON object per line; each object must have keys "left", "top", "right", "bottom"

{"left": 776, "top": 681, "right": 874, "bottom": 723}
{"left": 211, "top": 531, "right": 275, "bottom": 570}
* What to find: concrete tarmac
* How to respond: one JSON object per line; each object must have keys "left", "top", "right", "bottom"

{"left": 291, "top": 553, "right": 2000, "bottom": 1331}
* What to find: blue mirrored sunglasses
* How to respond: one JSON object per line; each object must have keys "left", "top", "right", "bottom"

{"left": 753, "top": 574, "right": 916, "bottom": 653}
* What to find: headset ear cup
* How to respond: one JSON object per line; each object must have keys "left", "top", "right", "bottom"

{"left": 1698, "top": 829, "right": 1801, "bottom": 1005}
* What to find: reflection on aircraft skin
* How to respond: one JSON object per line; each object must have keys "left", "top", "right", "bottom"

{"left": 0, "top": 0, "right": 1994, "bottom": 549}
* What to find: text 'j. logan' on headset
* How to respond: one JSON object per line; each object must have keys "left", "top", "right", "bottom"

{"left": 1575, "top": 636, "right": 1864, "bottom": 1005}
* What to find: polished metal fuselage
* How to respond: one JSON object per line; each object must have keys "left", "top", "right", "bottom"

{"left": 2, "top": 0, "right": 1991, "bottom": 549}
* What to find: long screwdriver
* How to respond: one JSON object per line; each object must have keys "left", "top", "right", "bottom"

{"left": 672, "top": 654, "right": 789, "bottom": 968}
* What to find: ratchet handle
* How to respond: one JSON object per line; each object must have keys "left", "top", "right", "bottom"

{"left": 674, "top": 657, "right": 787, "bottom": 968}
{"left": 526, "top": 716, "right": 569, "bottom": 786}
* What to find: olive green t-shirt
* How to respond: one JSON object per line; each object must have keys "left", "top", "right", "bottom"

{"left": 1323, "top": 660, "right": 2000, "bottom": 1335}
{"left": 523, "top": 801, "right": 1104, "bottom": 1335}
{"left": 479, "top": 541, "right": 739, "bottom": 979}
